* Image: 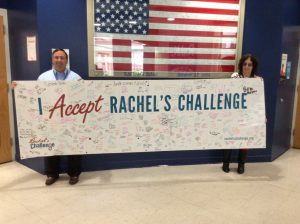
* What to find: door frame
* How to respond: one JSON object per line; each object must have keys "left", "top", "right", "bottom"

{"left": 0, "top": 8, "right": 15, "bottom": 160}
{"left": 291, "top": 44, "right": 300, "bottom": 147}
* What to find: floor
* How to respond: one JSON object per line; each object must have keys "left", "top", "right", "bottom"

{"left": 1, "top": 149, "right": 300, "bottom": 224}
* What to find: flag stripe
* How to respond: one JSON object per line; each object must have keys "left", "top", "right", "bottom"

{"left": 103, "top": 57, "right": 235, "bottom": 65}
{"left": 112, "top": 51, "right": 236, "bottom": 60}
{"left": 150, "top": 11, "right": 238, "bottom": 21}
{"left": 96, "top": 45, "right": 236, "bottom": 54}
{"left": 95, "top": 33, "right": 237, "bottom": 44}
{"left": 186, "top": 0, "right": 239, "bottom": 4}
{"left": 95, "top": 38, "right": 237, "bottom": 49}
{"left": 151, "top": 0, "right": 240, "bottom": 10}
{"left": 149, "top": 29, "right": 237, "bottom": 37}
{"left": 150, "top": 22, "right": 237, "bottom": 32}
{"left": 150, "top": 5, "right": 239, "bottom": 15}
{"left": 111, "top": 63, "right": 235, "bottom": 72}
{"left": 149, "top": 17, "right": 238, "bottom": 27}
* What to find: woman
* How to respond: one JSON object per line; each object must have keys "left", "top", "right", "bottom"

{"left": 222, "top": 54, "right": 259, "bottom": 174}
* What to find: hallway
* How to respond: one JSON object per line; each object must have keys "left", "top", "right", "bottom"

{"left": 1, "top": 149, "right": 299, "bottom": 224}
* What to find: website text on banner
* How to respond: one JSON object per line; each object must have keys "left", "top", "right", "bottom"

{"left": 14, "top": 79, "right": 266, "bottom": 159}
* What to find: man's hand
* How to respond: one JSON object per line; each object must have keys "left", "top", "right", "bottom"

{"left": 11, "top": 81, "right": 17, "bottom": 89}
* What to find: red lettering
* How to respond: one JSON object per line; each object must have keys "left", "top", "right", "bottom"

{"left": 65, "top": 104, "right": 73, "bottom": 116}
{"left": 49, "top": 94, "right": 66, "bottom": 119}
{"left": 95, "top": 95, "right": 104, "bottom": 112}
{"left": 72, "top": 104, "right": 80, "bottom": 115}
{"left": 79, "top": 103, "right": 87, "bottom": 114}
{"left": 29, "top": 137, "right": 49, "bottom": 144}
{"left": 48, "top": 94, "right": 104, "bottom": 123}
{"left": 82, "top": 102, "right": 95, "bottom": 123}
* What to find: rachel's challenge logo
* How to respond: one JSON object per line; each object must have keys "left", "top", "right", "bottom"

{"left": 29, "top": 137, "right": 55, "bottom": 150}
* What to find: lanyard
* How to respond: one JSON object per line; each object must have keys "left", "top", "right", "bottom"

{"left": 53, "top": 69, "right": 69, "bottom": 80}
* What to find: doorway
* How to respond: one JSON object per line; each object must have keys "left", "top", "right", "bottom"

{"left": 0, "top": 9, "right": 14, "bottom": 163}
{"left": 272, "top": 26, "right": 300, "bottom": 159}
{"left": 292, "top": 45, "right": 300, "bottom": 148}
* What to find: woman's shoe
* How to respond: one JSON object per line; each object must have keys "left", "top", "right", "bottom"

{"left": 222, "top": 163, "right": 230, "bottom": 173}
{"left": 237, "top": 163, "right": 245, "bottom": 174}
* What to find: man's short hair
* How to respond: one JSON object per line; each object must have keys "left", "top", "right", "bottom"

{"left": 52, "top": 48, "right": 68, "bottom": 60}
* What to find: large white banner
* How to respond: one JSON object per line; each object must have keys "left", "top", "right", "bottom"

{"left": 14, "top": 79, "right": 266, "bottom": 159}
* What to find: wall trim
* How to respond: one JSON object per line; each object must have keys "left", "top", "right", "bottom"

{"left": 0, "top": 8, "right": 16, "bottom": 161}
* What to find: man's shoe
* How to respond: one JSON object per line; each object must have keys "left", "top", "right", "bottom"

{"left": 69, "top": 176, "right": 79, "bottom": 185}
{"left": 222, "top": 163, "right": 230, "bottom": 173}
{"left": 237, "top": 163, "right": 245, "bottom": 174}
{"left": 45, "top": 176, "right": 58, "bottom": 185}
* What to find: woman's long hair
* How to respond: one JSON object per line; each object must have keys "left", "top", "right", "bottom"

{"left": 238, "top": 54, "right": 258, "bottom": 77}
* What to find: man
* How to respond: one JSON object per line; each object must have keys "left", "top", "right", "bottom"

{"left": 39, "top": 48, "right": 82, "bottom": 185}
{"left": 12, "top": 49, "right": 82, "bottom": 185}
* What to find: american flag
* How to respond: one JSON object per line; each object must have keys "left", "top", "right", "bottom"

{"left": 94, "top": 0, "right": 240, "bottom": 75}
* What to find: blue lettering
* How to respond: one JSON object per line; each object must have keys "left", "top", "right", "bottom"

{"left": 110, "top": 96, "right": 118, "bottom": 113}
{"left": 186, "top": 94, "right": 193, "bottom": 111}
{"left": 178, "top": 95, "right": 185, "bottom": 111}
{"left": 241, "top": 93, "right": 247, "bottom": 109}
{"left": 119, "top": 96, "right": 127, "bottom": 113}
{"left": 146, "top": 95, "right": 151, "bottom": 112}
{"left": 164, "top": 95, "right": 171, "bottom": 111}
{"left": 136, "top": 96, "right": 144, "bottom": 112}
{"left": 210, "top": 94, "right": 216, "bottom": 110}
{"left": 128, "top": 96, "right": 135, "bottom": 112}
{"left": 194, "top": 94, "right": 202, "bottom": 110}
{"left": 224, "top": 94, "right": 231, "bottom": 109}
{"left": 217, "top": 94, "right": 223, "bottom": 109}
{"left": 233, "top": 93, "right": 240, "bottom": 109}
{"left": 153, "top": 95, "right": 159, "bottom": 112}
{"left": 204, "top": 94, "right": 209, "bottom": 110}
